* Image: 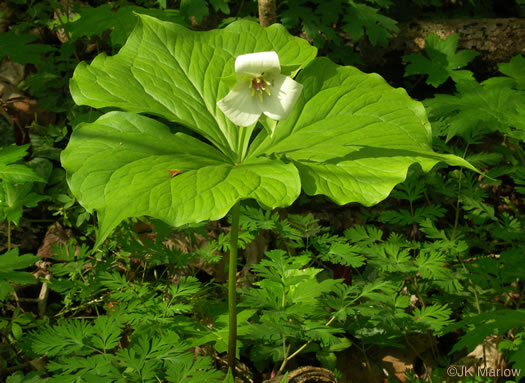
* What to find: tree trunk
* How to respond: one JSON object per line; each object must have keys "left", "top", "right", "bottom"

{"left": 258, "top": 0, "right": 277, "bottom": 27}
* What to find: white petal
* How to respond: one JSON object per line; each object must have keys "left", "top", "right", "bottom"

{"left": 217, "top": 83, "right": 262, "bottom": 126}
{"left": 262, "top": 74, "right": 303, "bottom": 121}
{"left": 235, "top": 51, "right": 281, "bottom": 77}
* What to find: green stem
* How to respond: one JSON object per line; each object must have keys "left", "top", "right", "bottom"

{"left": 7, "top": 220, "right": 11, "bottom": 251}
{"left": 227, "top": 201, "right": 241, "bottom": 372}
{"left": 278, "top": 315, "right": 337, "bottom": 374}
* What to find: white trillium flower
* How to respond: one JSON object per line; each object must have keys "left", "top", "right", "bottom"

{"left": 217, "top": 51, "right": 303, "bottom": 127}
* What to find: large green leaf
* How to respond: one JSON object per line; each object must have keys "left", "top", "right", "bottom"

{"left": 69, "top": 15, "right": 316, "bottom": 160}
{"left": 61, "top": 112, "right": 301, "bottom": 246}
{"left": 64, "top": 17, "right": 475, "bottom": 244}
{"left": 248, "top": 58, "right": 477, "bottom": 206}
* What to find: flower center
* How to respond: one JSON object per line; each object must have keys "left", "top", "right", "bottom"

{"left": 249, "top": 76, "right": 272, "bottom": 102}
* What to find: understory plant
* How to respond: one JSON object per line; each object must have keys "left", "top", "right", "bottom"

{"left": 60, "top": 15, "right": 475, "bottom": 373}
{"left": 399, "top": 35, "right": 525, "bottom": 378}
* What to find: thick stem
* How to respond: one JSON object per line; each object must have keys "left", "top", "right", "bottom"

{"left": 258, "top": 0, "right": 276, "bottom": 27}
{"left": 227, "top": 201, "right": 241, "bottom": 372}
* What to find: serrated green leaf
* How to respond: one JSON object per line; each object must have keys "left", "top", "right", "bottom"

{"left": 91, "top": 315, "right": 124, "bottom": 351}
{"left": 166, "top": 354, "right": 224, "bottom": 383}
{"left": 325, "top": 242, "right": 365, "bottom": 267}
{"left": 0, "top": 31, "right": 55, "bottom": 65}
{"left": 32, "top": 320, "right": 95, "bottom": 357}
{"left": 404, "top": 33, "right": 478, "bottom": 87}
{"left": 248, "top": 58, "right": 477, "bottom": 206}
{"left": 0, "top": 249, "right": 38, "bottom": 271}
{"left": 415, "top": 251, "right": 450, "bottom": 280}
{"left": 498, "top": 54, "right": 525, "bottom": 90}
{"left": 425, "top": 80, "right": 525, "bottom": 142}
{"left": 209, "top": 0, "right": 230, "bottom": 14}
{"left": 413, "top": 304, "right": 452, "bottom": 332}
{"left": 0, "top": 164, "right": 46, "bottom": 183}
{"left": 1, "top": 182, "right": 47, "bottom": 225}
{"left": 447, "top": 310, "right": 525, "bottom": 354}
{"left": 0, "top": 145, "right": 31, "bottom": 165}
{"left": 66, "top": 5, "right": 184, "bottom": 48}
{"left": 509, "top": 342, "right": 525, "bottom": 371}
{"left": 0, "top": 281, "right": 14, "bottom": 301}
{"left": 344, "top": 225, "right": 383, "bottom": 244}
{"left": 344, "top": 3, "right": 398, "bottom": 47}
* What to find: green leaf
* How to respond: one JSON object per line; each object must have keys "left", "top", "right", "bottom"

{"left": 223, "top": 369, "right": 234, "bottom": 383}
{"left": 413, "top": 304, "right": 452, "bottom": 332}
{"left": 166, "top": 354, "right": 224, "bottom": 383}
{"left": 180, "top": 0, "right": 209, "bottom": 23}
{"left": 1, "top": 182, "right": 47, "bottom": 225}
{"left": 447, "top": 310, "right": 525, "bottom": 354}
{"left": 65, "top": 4, "right": 117, "bottom": 40}
{"left": 69, "top": 15, "right": 316, "bottom": 158}
{"left": 0, "top": 164, "right": 46, "bottom": 183}
{"left": 425, "top": 80, "right": 525, "bottom": 142}
{"left": 0, "top": 145, "right": 31, "bottom": 165}
{"left": 0, "top": 249, "right": 37, "bottom": 270}
{"left": 0, "top": 249, "right": 38, "bottom": 299}
{"left": 498, "top": 54, "right": 525, "bottom": 90}
{"left": 209, "top": 0, "right": 230, "bottom": 14}
{"left": 509, "top": 341, "right": 525, "bottom": 371}
{"left": 91, "top": 315, "right": 124, "bottom": 351}
{"left": 0, "top": 31, "right": 55, "bottom": 65}
{"left": 66, "top": 5, "right": 184, "bottom": 48}
{"left": 324, "top": 242, "right": 365, "bottom": 267}
{"left": 61, "top": 112, "right": 301, "bottom": 246}
{"left": 414, "top": 251, "right": 450, "bottom": 281}
{"left": 31, "top": 319, "right": 95, "bottom": 357}
{"left": 404, "top": 33, "right": 478, "bottom": 87}
{"left": 343, "top": 3, "right": 399, "bottom": 47}
{"left": 248, "top": 58, "right": 477, "bottom": 206}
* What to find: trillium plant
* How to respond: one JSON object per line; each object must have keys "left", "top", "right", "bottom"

{"left": 61, "top": 15, "right": 476, "bottom": 373}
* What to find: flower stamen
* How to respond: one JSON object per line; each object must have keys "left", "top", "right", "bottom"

{"left": 250, "top": 76, "right": 272, "bottom": 102}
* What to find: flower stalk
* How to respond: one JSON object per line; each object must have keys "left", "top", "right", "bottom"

{"left": 227, "top": 200, "right": 241, "bottom": 372}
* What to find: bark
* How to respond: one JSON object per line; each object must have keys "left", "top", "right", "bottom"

{"left": 258, "top": 0, "right": 277, "bottom": 27}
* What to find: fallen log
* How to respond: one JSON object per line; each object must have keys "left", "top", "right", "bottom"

{"left": 359, "top": 18, "right": 525, "bottom": 77}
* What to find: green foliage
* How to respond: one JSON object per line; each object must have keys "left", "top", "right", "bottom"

{"left": 30, "top": 318, "right": 222, "bottom": 381}
{"left": 0, "top": 249, "right": 38, "bottom": 301}
{"left": 343, "top": 2, "right": 399, "bottom": 47}
{"left": 64, "top": 4, "right": 183, "bottom": 48}
{"left": 0, "top": 145, "right": 47, "bottom": 225}
{"left": 0, "top": 31, "right": 55, "bottom": 65}
{"left": 279, "top": 0, "right": 398, "bottom": 49}
{"left": 426, "top": 77, "right": 525, "bottom": 143}
{"left": 404, "top": 33, "right": 479, "bottom": 87}
{"left": 2, "top": 1, "right": 524, "bottom": 381}
{"left": 240, "top": 250, "right": 347, "bottom": 370}
{"left": 62, "top": 16, "right": 472, "bottom": 247}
